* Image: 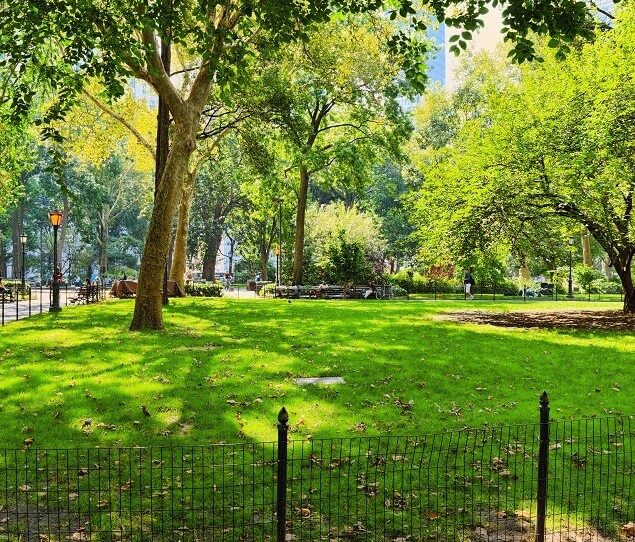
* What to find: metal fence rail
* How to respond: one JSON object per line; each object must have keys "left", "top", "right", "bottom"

{"left": 1, "top": 284, "right": 109, "bottom": 326}
{"left": 0, "top": 397, "right": 633, "bottom": 541}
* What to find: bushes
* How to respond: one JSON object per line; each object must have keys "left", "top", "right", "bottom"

{"left": 388, "top": 270, "right": 520, "bottom": 295}
{"left": 184, "top": 282, "right": 223, "bottom": 297}
{"left": 388, "top": 270, "right": 459, "bottom": 294}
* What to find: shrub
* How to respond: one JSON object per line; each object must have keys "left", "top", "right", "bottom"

{"left": 184, "top": 282, "right": 223, "bottom": 297}
{"left": 597, "top": 280, "right": 623, "bottom": 294}
{"left": 388, "top": 271, "right": 459, "bottom": 294}
{"left": 573, "top": 265, "right": 603, "bottom": 294}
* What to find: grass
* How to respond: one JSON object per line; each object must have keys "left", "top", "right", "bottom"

{"left": 0, "top": 297, "right": 633, "bottom": 448}
{"left": 0, "top": 297, "right": 633, "bottom": 540}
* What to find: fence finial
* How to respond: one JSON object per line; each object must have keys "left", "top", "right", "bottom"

{"left": 278, "top": 407, "right": 289, "bottom": 425}
{"left": 540, "top": 391, "right": 549, "bottom": 405}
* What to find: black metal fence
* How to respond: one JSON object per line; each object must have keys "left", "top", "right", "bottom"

{"left": 0, "top": 394, "right": 633, "bottom": 541}
{"left": 0, "top": 284, "right": 108, "bottom": 326}
{"left": 415, "top": 285, "right": 626, "bottom": 303}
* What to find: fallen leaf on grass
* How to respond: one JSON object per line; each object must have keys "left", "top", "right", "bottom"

{"left": 514, "top": 510, "right": 532, "bottom": 521}
{"left": 622, "top": 522, "right": 635, "bottom": 536}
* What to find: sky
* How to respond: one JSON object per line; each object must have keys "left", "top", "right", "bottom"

{"left": 445, "top": 8, "right": 503, "bottom": 90}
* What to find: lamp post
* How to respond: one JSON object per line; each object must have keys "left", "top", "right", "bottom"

{"left": 20, "top": 233, "right": 27, "bottom": 288}
{"left": 273, "top": 197, "right": 283, "bottom": 286}
{"left": 567, "top": 236, "right": 575, "bottom": 299}
{"left": 49, "top": 210, "right": 63, "bottom": 313}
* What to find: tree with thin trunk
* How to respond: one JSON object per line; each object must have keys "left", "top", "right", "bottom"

{"left": 1, "top": 0, "right": 596, "bottom": 328}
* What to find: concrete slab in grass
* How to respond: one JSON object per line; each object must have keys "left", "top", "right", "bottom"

{"left": 295, "top": 377, "right": 345, "bottom": 386}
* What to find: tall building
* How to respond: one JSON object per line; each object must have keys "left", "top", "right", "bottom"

{"left": 397, "top": 22, "right": 446, "bottom": 111}
{"left": 426, "top": 23, "right": 446, "bottom": 86}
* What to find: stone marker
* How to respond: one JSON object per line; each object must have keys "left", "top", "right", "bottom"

{"left": 295, "top": 377, "right": 345, "bottom": 385}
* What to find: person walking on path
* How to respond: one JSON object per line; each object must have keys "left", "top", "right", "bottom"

{"left": 464, "top": 267, "right": 475, "bottom": 300}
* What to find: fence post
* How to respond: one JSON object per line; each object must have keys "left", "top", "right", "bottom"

{"left": 277, "top": 407, "right": 289, "bottom": 542}
{"left": 536, "top": 391, "right": 550, "bottom": 542}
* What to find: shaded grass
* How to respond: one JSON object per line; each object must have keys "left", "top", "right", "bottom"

{"left": 0, "top": 297, "right": 633, "bottom": 448}
{"left": 1, "top": 298, "right": 635, "bottom": 540}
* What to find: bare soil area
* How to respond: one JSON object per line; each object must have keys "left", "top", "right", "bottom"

{"left": 441, "top": 310, "right": 635, "bottom": 331}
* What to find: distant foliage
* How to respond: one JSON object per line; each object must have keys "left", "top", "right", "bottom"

{"left": 185, "top": 283, "right": 223, "bottom": 297}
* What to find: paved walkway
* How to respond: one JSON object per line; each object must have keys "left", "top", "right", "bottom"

{"left": 0, "top": 288, "right": 75, "bottom": 326}
{"left": 222, "top": 286, "right": 257, "bottom": 299}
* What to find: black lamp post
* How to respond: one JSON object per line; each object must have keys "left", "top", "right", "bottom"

{"left": 567, "top": 236, "right": 575, "bottom": 299}
{"left": 20, "top": 233, "right": 27, "bottom": 288}
{"left": 49, "top": 210, "right": 63, "bottom": 313}
{"left": 273, "top": 197, "right": 283, "bottom": 286}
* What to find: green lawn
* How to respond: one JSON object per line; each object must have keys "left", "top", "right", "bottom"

{"left": 1, "top": 297, "right": 633, "bottom": 449}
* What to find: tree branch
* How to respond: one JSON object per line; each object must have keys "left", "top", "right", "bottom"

{"left": 81, "top": 88, "right": 156, "bottom": 160}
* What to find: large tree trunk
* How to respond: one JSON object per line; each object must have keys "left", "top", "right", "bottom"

{"left": 202, "top": 238, "right": 221, "bottom": 280}
{"left": 169, "top": 172, "right": 194, "bottom": 293}
{"left": 58, "top": 198, "right": 70, "bottom": 272}
{"left": 130, "top": 122, "right": 196, "bottom": 330}
{"left": 201, "top": 206, "right": 225, "bottom": 281}
{"left": 292, "top": 165, "right": 309, "bottom": 285}
{"left": 602, "top": 257, "right": 612, "bottom": 280}
{"left": 260, "top": 232, "right": 269, "bottom": 281}
{"left": 156, "top": 34, "right": 172, "bottom": 306}
{"left": 617, "top": 265, "right": 635, "bottom": 313}
{"left": 11, "top": 207, "right": 22, "bottom": 279}
{"left": 610, "top": 250, "right": 635, "bottom": 313}
{"left": 0, "top": 239, "right": 6, "bottom": 278}
{"left": 98, "top": 203, "right": 109, "bottom": 277}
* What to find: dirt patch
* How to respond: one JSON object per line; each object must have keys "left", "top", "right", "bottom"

{"left": 0, "top": 506, "right": 88, "bottom": 541}
{"left": 471, "top": 510, "right": 617, "bottom": 542}
{"left": 441, "top": 310, "right": 635, "bottom": 331}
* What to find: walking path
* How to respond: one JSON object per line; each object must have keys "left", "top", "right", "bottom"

{"left": 1, "top": 286, "right": 258, "bottom": 326}
{"left": 0, "top": 288, "right": 74, "bottom": 326}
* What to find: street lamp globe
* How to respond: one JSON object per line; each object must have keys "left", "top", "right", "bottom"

{"left": 49, "top": 211, "right": 63, "bottom": 228}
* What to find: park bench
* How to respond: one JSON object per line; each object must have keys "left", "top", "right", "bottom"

{"left": 319, "top": 286, "right": 347, "bottom": 299}
{"left": 275, "top": 285, "right": 311, "bottom": 299}
{"left": 70, "top": 285, "right": 99, "bottom": 305}
{"left": 274, "top": 284, "right": 377, "bottom": 300}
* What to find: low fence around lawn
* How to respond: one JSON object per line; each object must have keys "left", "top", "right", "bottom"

{"left": 411, "top": 284, "right": 626, "bottom": 303}
{"left": 0, "top": 393, "right": 633, "bottom": 542}
{"left": 0, "top": 283, "right": 109, "bottom": 326}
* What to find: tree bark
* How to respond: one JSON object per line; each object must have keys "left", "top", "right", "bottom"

{"left": 615, "top": 262, "right": 635, "bottom": 313}
{"left": 59, "top": 198, "right": 70, "bottom": 272}
{"left": 519, "top": 265, "right": 531, "bottom": 281}
{"left": 11, "top": 207, "right": 22, "bottom": 279}
{"left": 98, "top": 203, "right": 109, "bottom": 277}
{"left": 293, "top": 165, "right": 309, "bottom": 285}
{"left": 130, "top": 120, "right": 197, "bottom": 330}
{"left": 156, "top": 33, "right": 172, "bottom": 306}
{"left": 200, "top": 204, "right": 226, "bottom": 281}
{"left": 169, "top": 171, "right": 194, "bottom": 293}
{"left": 0, "top": 239, "right": 6, "bottom": 279}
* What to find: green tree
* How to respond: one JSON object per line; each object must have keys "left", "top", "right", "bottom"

{"left": 411, "top": 4, "right": 635, "bottom": 312}
{"left": 1, "top": 0, "right": 597, "bottom": 328}
{"left": 256, "top": 19, "right": 411, "bottom": 284}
